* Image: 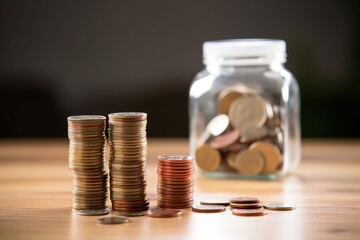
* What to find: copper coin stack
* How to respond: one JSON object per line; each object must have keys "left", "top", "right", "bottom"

{"left": 157, "top": 155, "right": 194, "bottom": 209}
{"left": 67, "top": 115, "right": 108, "bottom": 214}
{"left": 108, "top": 112, "right": 149, "bottom": 212}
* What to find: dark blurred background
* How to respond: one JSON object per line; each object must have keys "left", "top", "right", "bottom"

{"left": 1, "top": 0, "right": 359, "bottom": 138}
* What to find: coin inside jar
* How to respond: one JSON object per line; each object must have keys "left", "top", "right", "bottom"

{"left": 233, "top": 150, "right": 265, "bottom": 176}
{"left": 249, "top": 142, "right": 281, "bottom": 174}
{"left": 207, "top": 114, "right": 230, "bottom": 136}
{"left": 229, "top": 95, "right": 267, "bottom": 132}
{"left": 195, "top": 144, "right": 221, "bottom": 172}
{"left": 217, "top": 90, "right": 243, "bottom": 115}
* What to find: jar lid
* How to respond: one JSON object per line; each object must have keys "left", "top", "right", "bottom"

{"left": 203, "top": 39, "right": 286, "bottom": 65}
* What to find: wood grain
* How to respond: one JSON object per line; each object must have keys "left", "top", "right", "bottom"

{"left": 0, "top": 139, "right": 360, "bottom": 240}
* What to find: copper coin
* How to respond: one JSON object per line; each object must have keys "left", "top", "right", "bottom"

{"left": 209, "top": 129, "right": 241, "bottom": 149}
{"left": 229, "top": 197, "right": 261, "bottom": 204}
{"left": 232, "top": 208, "right": 268, "bottom": 217}
{"left": 192, "top": 205, "right": 226, "bottom": 213}
{"left": 263, "top": 202, "right": 296, "bottom": 211}
{"left": 230, "top": 202, "right": 263, "bottom": 209}
{"left": 115, "top": 211, "right": 145, "bottom": 217}
{"left": 145, "top": 207, "right": 182, "bottom": 218}
{"left": 200, "top": 198, "right": 230, "bottom": 206}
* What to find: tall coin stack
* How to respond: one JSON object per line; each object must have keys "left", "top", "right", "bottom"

{"left": 157, "top": 155, "right": 194, "bottom": 209}
{"left": 108, "top": 112, "right": 149, "bottom": 212}
{"left": 67, "top": 115, "right": 108, "bottom": 215}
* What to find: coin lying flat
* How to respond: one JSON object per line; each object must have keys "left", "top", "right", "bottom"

{"left": 145, "top": 207, "right": 182, "bottom": 218}
{"left": 115, "top": 211, "right": 145, "bottom": 217}
{"left": 230, "top": 202, "right": 263, "bottom": 209}
{"left": 232, "top": 208, "right": 268, "bottom": 217}
{"left": 250, "top": 142, "right": 281, "bottom": 174}
{"left": 200, "top": 198, "right": 230, "bottom": 206}
{"left": 229, "top": 197, "right": 261, "bottom": 204}
{"left": 195, "top": 144, "right": 221, "bottom": 172}
{"left": 97, "top": 216, "right": 130, "bottom": 224}
{"left": 263, "top": 202, "right": 296, "bottom": 211}
{"left": 192, "top": 205, "right": 226, "bottom": 213}
{"left": 233, "top": 150, "right": 265, "bottom": 176}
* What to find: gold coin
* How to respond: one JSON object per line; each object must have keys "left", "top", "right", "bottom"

{"left": 217, "top": 90, "right": 243, "bottom": 114}
{"left": 195, "top": 144, "right": 221, "bottom": 172}
{"left": 249, "top": 142, "right": 281, "bottom": 174}
{"left": 229, "top": 95, "right": 267, "bottom": 132}
{"left": 234, "top": 149, "right": 265, "bottom": 176}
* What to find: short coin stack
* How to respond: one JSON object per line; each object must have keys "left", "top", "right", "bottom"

{"left": 229, "top": 197, "right": 267, "bottom": 216}
{"left": 108, "top": 112, "right": 149, "bottom": 212}
{"left": 157, "top": 155, "right": 194, "bottom": 209}
{"left": 67, "top": 115, "right": 108, "bottom": 215}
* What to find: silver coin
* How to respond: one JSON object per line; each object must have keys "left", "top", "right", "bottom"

{"left": 97, "top": 216, "right": 130, "bottom": 224}
{"left": 264, "top": 202, "right": 296, "bottom": 211}
{"left": 76, "top": 208, "right": 109, "bottom": 216}
{"left": 207, "top": 114, "right": 230, "bottom": 136}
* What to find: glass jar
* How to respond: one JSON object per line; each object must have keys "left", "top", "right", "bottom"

{"left": 189, "top": 39, "right": 300, "bottom": 180}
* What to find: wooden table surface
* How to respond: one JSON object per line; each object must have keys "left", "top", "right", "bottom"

{"left": 0, "top": 139, "right": 360, "bottom": 240}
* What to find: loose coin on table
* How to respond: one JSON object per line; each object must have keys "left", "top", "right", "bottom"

{"left": 115, "top": 211, "right": 145, "bottom": 217}
{"left": 263, "top": 202, "right": 296, "bottom": 211}
{"left": 229, "top": 197, "right": 261, "bottom": 204}
{"left": 145, "top": 207, "right": 182, "bottom": 218}
{"left": 200, "top": 198, "right": 230, "bottom": 206}
{"left": 230, "top": 202, "right": 263, "bottom": 209}
{"left": 97, "top": 216, "right": 130, "bottom": 225}
{"left": 192, "top": 205, "right": 226, "bottom": 213}
{"left": 232, "top": 208, "right": 268, "bottom": 217}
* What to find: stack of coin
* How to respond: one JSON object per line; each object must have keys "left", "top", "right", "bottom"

{"left": 67, "top": 115, "right": 108, "bottom": 215}
{"left": 157, "top": 155, "right": 194, "bottom": 209}
{"left": 229, "top": 197, "right": 263, "bottom": 210}
{"left": 108, "top": 112, "right": 149, "bottom": 212}
{"left": 195, "top": 89, "right": 284, "bottom": 176}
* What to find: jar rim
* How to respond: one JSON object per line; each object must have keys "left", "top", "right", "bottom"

{"left": 203, "top": 39, "right": 286, "bottom": 65}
